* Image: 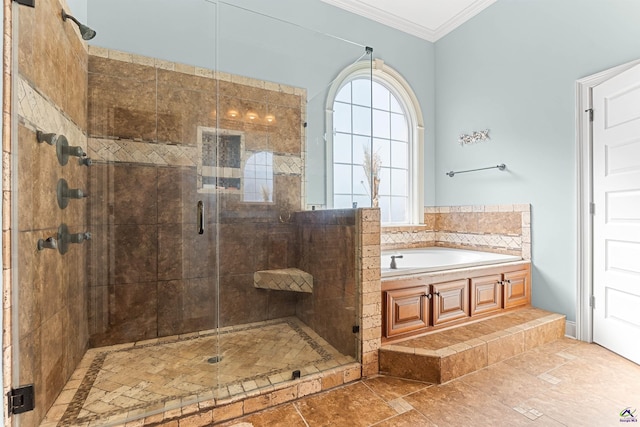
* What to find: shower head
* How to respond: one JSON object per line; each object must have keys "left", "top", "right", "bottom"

{"left": 61, "top": 9, "right": 97, "bottom": 40}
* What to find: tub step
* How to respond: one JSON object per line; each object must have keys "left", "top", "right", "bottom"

{"left": 379, "top": 307, "right": 565, "bottom": 383}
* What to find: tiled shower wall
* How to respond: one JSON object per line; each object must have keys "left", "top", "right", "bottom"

{"left": 10, "top": 1, "right": 90, "bottom": 426}
{"left": 295, "top": 209, "right": 357, "bottom": 357}
{"left": 86, "top": 48, "right": 309, "bottom": 346}
{"left": 382, "top": 204, "right": 531, "bottom": 259}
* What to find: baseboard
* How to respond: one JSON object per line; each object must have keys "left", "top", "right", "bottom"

{"left": 565, "top": 320, "right": 577, "bottom": 339}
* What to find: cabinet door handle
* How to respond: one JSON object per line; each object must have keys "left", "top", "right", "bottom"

{"left": 433, "top": 291, "right": 440, "bottom": 297}
{"left": 197, "top": 201, "right": 204, "bottom": 235}
{"left": 421, "top": 293, "right": 432, "bottom": 300}
{"left": 498, "top": 280, "right": 504, "bottom": 286}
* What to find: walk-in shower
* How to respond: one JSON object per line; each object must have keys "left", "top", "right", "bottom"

{"left": 10, "top": 1, "right": 375, "bottom": 426}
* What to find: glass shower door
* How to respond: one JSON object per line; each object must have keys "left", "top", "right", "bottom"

{"left": 212, "top": 1, "right": 371, "bottom": 401}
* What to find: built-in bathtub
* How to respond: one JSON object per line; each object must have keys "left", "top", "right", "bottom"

{"left": 381, "top": 247, "right": 522, "bottom": 278}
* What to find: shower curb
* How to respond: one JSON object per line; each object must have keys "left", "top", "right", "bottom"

{"left": 137, "top": 362, "right": 362, "bottom": 427}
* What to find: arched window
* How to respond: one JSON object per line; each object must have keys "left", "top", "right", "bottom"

{"left": 326, "top": 59, "right": 424, "bottom": 224}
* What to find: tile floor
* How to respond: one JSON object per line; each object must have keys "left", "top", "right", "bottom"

{"left": 212, "top": 338, "right": 640, "bottom": 427}
{"left": 42, "top": 318, "right": 355, "bottom": 427}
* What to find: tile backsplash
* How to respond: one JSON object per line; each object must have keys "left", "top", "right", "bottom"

{"left": 381, "top": 204, "right": 531, "bottom": 260}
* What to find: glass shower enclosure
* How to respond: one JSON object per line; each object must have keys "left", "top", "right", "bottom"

{"left": 11, "top": 0, "right": 374, "bottom": 426}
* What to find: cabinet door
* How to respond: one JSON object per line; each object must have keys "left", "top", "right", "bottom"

{"left": 432, "top": 279, "right": 469, "bottom": 326}
{"left": 503, "top": 269, "right": 531, "bottom": 308}
{"left": 470, "top": 274, "right": 503, "bottom": 316}
{"left": 385, "top": 287, "right": 430, "bottom": 338}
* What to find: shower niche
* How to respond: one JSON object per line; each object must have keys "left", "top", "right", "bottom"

{"left": 197, "top": 127, "right": 243, "bottom": 193}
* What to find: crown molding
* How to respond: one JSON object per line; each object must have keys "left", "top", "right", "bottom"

{"left": 433, "top": 0, "right": 497, "bottom": 40}
{"left": 320, "top": 0, "right": 496, "bottom": 42}
{"left": 320, "top": 0, "right": 436, "bottom": 42}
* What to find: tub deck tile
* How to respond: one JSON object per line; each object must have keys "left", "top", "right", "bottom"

{"left": 379, "top": 308, "right": 565, "bottom": 383}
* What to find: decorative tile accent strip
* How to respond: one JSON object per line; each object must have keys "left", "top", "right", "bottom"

{"left": 436, "top": 232, "right": 522, "bottom": 250}
{"left": 254, "top": 268, "right": 313, "bottom": 293}
{"left": 381, "top": 226, "right": 434, "bottom": 250}
{"left": 274, "top": 154, "right": 303, "bottom": 176}
{"left": 88, "top": 137, "right": 198, "bottom": 166}
{"left": 88, "top": 137, "right": 305, "bottom": 173}
{"left": 17, "top": 78, "right": 85, "bottom": 149}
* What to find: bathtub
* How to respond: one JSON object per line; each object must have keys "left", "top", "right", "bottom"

{"left": 381, "top": 247, "right": 522, "bottom": 278}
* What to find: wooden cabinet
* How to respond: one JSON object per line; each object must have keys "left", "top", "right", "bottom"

{"left": 471, "top": 269, "right": 529, "bottom": 313}
{"left": 503, "top": 269, "right": 530, "bottom": 308}
{"left": 382, "top": 262, "right": 531, "bottom": 341}
{"left": 470, "top": 274, "right": 503, "bottom": 316}
{"left": 432, "top": 279, "right": 469, "bottom": 326}
{"left": 385, "top": 287, "right": 430, "bottom": 338}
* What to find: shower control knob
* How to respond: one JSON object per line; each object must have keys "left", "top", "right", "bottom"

{"left": 78, "top": 156, "right": 93, "bottom": 166}
{"left": 67, "top": 232, "right": 91, "bottom": 244}
{"left": 36, "top": 131, "right": 59, "bottom": 146}
{"left": 55, "top": 135, "right": 86, "bottom": 165}
{"left": 37, "top": 237, "right": 58, "bottom": 251}
{"left": 56, "top": 224, "right": 90, "bottom": 255}
{"left": 57, "top": 179, "right": 88, "bottom": 209}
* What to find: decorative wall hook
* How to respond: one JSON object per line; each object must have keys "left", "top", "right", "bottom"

{"left": 458, "top": 129, "right": 490, "bottom": 146}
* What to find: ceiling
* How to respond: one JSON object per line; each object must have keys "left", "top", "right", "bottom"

{"left": 319, "top": 0, "right": 496, "bottom": 42}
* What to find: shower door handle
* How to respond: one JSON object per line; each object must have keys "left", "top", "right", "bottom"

{"left": 197, "top": 201, "right": 205, "bottom": 234}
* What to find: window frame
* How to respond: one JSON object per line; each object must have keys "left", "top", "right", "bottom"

{"left": 325, "top": 59, "right": 424, "bottom": 224}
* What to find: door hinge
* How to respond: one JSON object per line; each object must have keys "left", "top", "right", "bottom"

{"left": 585, "top": 108, "right": 594, "bottom": 122}
{"left": 590, "top": 295, "right": 596, "bottom": 309}
{"left": 590, "top": 202, "right": 596, "bottom": 215}
{"left": 352, "top": 325, "right": 360, "bottom": 334}
{"left": 7, "top": 384, "right": 35, "bottom": 416}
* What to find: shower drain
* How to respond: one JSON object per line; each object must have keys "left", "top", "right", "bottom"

{"left": 207, "top": 355, "right": 222, "bottom": 364}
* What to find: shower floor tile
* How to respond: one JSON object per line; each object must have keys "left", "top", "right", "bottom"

{"left": 44, "top": 317, "right": 354, "bottom": 427}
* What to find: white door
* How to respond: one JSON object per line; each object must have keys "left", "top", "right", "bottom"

{"left": 593, "top": 63, "right": 640, "bottom": 364}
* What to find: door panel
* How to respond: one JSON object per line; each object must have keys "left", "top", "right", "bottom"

{"left": 503, "top": 269, "right": 530, "bottom": 309}
{"left": 606, "top": 190, "right": 640, "bottom": 223}
{"left": 593, "top": 63, "right": 640, "bottom": 364}
{"left": 385, "top": 287, "right": 430, "bottom": 337}
{"left": 470, "top": 274, "right": 503, "bottom": 316}
{"left": 432, "top": 279, "right": 469, "bottom": 326}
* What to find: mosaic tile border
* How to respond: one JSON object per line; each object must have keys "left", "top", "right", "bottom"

{"left": 54, "top": 318, "right": 336, "bottom": 427}
{"left": 380, "top": 226, "right": 434, "bottom": 249}
{"left": 436, "top": 231, "right": 522, "bottom": 250}
{"left": 17, "top": 77, "right": 86, "bottom": 149}
{"left": 88, "top": 137, "right": 304, "bottom": 176}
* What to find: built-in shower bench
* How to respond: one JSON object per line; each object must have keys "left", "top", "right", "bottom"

{"left": 254, "top": 268, "right": 313, "bottom": 293}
